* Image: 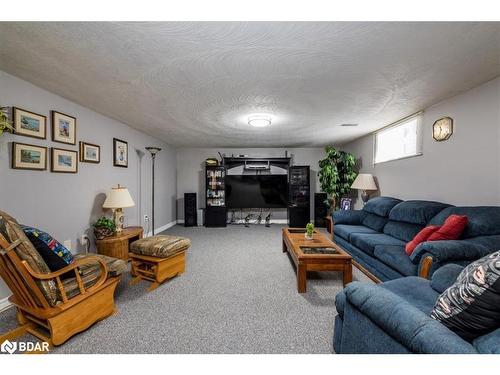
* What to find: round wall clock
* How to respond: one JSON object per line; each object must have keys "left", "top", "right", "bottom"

{"left": 432, "top": 116, "right": 453, "bottom": 141}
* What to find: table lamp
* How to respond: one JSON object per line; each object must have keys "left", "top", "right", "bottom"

{"left": 351, "top": 174, "right": 377, "bottom": 204}
{"left": 103, "top": 184, "right": 135, "bottom": 232}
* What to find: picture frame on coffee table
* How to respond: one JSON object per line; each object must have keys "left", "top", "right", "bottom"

{"left": 51, "top": 111, "right": 76, "bottom": 145}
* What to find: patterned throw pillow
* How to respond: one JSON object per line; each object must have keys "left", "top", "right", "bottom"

{"left": 21, "top": 225, "right": 74, "bottom": 273}
{"left": 430, "top": 250, "right": 500, "bottom": 341}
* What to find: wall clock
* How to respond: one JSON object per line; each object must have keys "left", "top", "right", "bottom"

{"left": 432, "top": 116, "right": 453, "bottom": 141}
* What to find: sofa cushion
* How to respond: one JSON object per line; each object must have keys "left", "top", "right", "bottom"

{"left": 473, "top": 328, "right": 500, "bottom": 354}
{"left": 350, "top": 233, "right": 405, "bottom": 256}
{"left": 405, "top": 225, "right": 441, "bottom": 255}
{"left": 0, "top": 210, "right": 57, "bottom": 306}
{"left": 374, "top": 245, "right": 419, "bottom": 277}
{"left": 333, "top": 210, "right": 367, "bottom": 225}
{"left": 380, "top": 276, "right": 439, "bottom": 314}
{"left": 429, "top": 206, "right": 500, "bottom": 238}
{"left": 130, "top": 235, "right": 191, "bottom": 258}
{"left": 362, "top": 197, "right": 402, "bottom": 217}
{"left": 431, "top": 250, "right": 500, "bottom": 341}
{"left": 383, "top": 221, "right": 424, "bottom": 242}
{"left": 21, "top": 225, "right": 74, "bottom": 274}
{"left": 430, "top": 264, "right": 464, "bottom": 294}
{"left": 334, "top": 224, "right": 377, "bottom": 242}
{"left": 389, "top": 200, "right": 451, "bottom": 225}
{"left": 362, "top": 213, "right": 388, "bottom": 232}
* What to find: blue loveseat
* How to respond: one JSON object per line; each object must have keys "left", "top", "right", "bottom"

{"left": 331, "top": 197, "right": 500, "bottom": 281}
{"left": 333, "top": 264, "right": 500, "bottom": 353}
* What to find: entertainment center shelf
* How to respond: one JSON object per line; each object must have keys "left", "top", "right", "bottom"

{"left": 223, "top": 156, "right": 291, "bottom": 170}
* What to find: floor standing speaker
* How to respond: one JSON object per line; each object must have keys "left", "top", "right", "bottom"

{"left": 314, "top": 192, "right": 328, "bottom": 227}
{"left": 184, "top": 193, "right": 197, "bottom": 227}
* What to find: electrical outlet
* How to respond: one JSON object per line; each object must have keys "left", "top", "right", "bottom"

{"left": 80, "top": 234, "right": 89, "bottom": 245}
{"left": 144, "top": 215, "right": 149, "bottom": 222}
{"left": 63, "top": 239, "right": 72, "bottom": 251}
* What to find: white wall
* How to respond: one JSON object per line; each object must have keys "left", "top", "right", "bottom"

{"left": 0, "top": 71, "right": 177, "bottom": 302}
{"left": 342, "top": 77, "right": 500, "bottom": 209}
{"left": 176, "top": 148, "right": 326, "bottom": 221}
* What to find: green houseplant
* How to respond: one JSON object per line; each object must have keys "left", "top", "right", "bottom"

{"left": 318, "top": 146, "right": 357, "bottom": 211}
{"left": 305, "top": 222, "right": 314, "bottom": 240}
{"left": 93, "top": 217, "right": 116, "bottom": 239}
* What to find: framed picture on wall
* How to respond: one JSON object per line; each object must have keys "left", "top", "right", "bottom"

{"left": 51, "top": 147, "right": 78, "bottom": 173}
{"left": 79, "top": 141, "right": 100, "bottom": 163}
{"left": 13, "top": 107, "right": 47, "bottom": 139}
{"left": 51, "top": 111, "right": 76, "bottom": 145}
{"left": 340, "top": 198, "right": 352, "bottom": 211}
{"left": 12, "top": 142, "right": 47, "bottom": 171}
{"left": 113, "top": 138, "right": 128, "bottom": 168}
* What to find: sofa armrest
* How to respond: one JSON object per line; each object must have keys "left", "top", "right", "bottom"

{"left": 332, "top": 209, "right": 366, "bottom": 225}
{"left": 410, "top": 240, "right": 490, "bottom": 264}
{"left": 344, "top": 282, "right": 477, "bottom": 353}
{"left": 430, "top": 263, "right": 464, "bottom": 293}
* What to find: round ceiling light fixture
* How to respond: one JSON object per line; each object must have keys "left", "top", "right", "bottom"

{"left": 248, "top": 115, "right": 272, "bottom": 127}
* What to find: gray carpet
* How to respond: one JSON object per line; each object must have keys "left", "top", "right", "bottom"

{"left": 0, "top": 225, "right": 371, "bottom": 354}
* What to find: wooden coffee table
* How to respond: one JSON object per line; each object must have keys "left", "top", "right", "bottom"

{"left": 282, "top": 228, "right": 352, "bottom": 293}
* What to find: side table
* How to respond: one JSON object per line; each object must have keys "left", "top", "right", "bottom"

{"left": 96, "top": 226, "right": 143, "bottom": 261}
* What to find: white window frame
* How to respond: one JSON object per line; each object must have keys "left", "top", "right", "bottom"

{"left": 373, "top": 112, "right": 424, "bottom": 164}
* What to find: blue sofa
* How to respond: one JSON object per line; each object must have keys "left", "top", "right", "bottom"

{"left": 333, "top": 264, "right": 500, "bottom": 353}
{"left": 332, "top": 197, "right": 500, "bottom": 281}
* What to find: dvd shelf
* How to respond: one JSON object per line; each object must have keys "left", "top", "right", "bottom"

{"left": 205, "top": 165, "right": 227, "bottom": 227}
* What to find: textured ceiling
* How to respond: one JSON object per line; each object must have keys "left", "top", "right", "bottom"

{"left": 0, "top": 22, "right": 499, "bottom": 147}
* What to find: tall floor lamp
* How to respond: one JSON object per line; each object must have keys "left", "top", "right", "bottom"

{"left": 145, "top": 147, "right": 162, "bottom": 235}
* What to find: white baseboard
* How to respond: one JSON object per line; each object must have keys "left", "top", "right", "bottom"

{"left": 0, "top": 296, "right": 13, "bottom": 312}
{"left": 177, "top": 219, "right": 184, "bottom": 224}
{"left": 145, "top": 220, "right": 177, "bottom": 237}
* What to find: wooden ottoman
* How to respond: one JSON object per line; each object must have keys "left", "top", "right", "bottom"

{"left": 129, "top": 235, "right": 191, "bottom": 291}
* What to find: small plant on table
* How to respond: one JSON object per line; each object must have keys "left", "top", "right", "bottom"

{"left": 93, "top": 217, "right": 116, "bottom": 239}
{"left": 305, "top": 222, "right": 314, "bottom": 240}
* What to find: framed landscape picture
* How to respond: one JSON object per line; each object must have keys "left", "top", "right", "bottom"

{"left": 51, "top": 111, "right": 76, "bottom": 145}
{"left": 12, "top": 142, "right": 47, "bottom": 171}
{"left": 79, "top": 141, "right": 100, "bottom": 163}
{"left": 51, "top": 147, "right": 78, "bottom": 173}
{"left": 13, "top": 107, "right": 46, "bottom": 139}
{"left": 113, "top": 138, "right": 128, "bottom": 167}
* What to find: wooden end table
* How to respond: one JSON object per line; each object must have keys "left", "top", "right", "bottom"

{"left": 96, "top": 226, "right": 143, "bottom": 261}
{"left": 282, "top": 228, "right": 352, "bottom": 293}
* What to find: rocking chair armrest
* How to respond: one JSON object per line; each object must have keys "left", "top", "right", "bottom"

{"left": 22, "top": 255, "right": 108, "bottom": 281}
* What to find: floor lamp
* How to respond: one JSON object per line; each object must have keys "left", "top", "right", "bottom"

{"left": 145, "top": 147, "right": 162, "bottom": 235}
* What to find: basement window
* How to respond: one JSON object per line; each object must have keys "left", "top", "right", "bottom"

{"left": 374, "top": 113, "right": 423, "bottom": 164}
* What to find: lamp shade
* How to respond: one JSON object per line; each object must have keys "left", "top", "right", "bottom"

{"left": 103, "top": 185, "right": 135, "bottom": 209}
{"left": 351, "top": 174, "right": 377, "bottom": 191}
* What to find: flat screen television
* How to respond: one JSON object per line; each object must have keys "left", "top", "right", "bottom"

{"left": 225, "top": 175, "right": 288, "bottom": 209}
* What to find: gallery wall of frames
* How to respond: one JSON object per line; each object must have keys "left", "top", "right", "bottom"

{"left": 4, "top": 106, "right": 129, "bottom": 173}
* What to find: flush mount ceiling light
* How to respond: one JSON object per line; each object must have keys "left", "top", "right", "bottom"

{"left": 340, "top": 123, "right": 359, "bottom": 127}
{"left": 248, "top": 115, "right": 272, "bottom": 127}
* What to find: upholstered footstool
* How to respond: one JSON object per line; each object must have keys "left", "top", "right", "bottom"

{"left": 129, "top": 235, "right": 191, "bottom": 291}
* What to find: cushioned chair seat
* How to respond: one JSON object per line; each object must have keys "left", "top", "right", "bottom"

{"left": 60, "top": 254, "right": 127, "bottom": 301}
{"left": 334, "top": 224, "right": 378, "bottom": 242}
{"left": 130, "top": 235, "right": 191, "bottom": 258}
{"left": 373, "top": 245, "right": 418, "bottom": 277}
{"left": 380, "top": 276, "right": 439, "bottom": 314}
{"left": 350, "top": 233, "right": 406, "bottom": 256}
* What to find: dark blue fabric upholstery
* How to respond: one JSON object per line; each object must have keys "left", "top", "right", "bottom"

{"left": 411, "top": 240, "right": 491, "bottom": 264}
{"left": 430, "top": 264, "right": 464, "bottom": 294}
{"left": 467, "top": 235, "right": 500, "bottom": 251}
{"left": 334, "top": 224, "right": 377, "bottom": 242}
{"left": 332, "top": 209, "right": 366, "bottom": 225}
{"left": 383, "top": 221, "right": 424, "bottom": 242}
{"left": 362, "top": 196, "right": 402, "bottom": 217}
{"left": 362, "top": 213, "right": 388, "bottom": 232}
{"left": 336, "top": 281, "right": 478, "bottom": 353}
{"left": 350, "top": 233, "right": 405, "bottom": 256}
{"left": 335, "top": 291, "right": 346, "bottom": 320}
{"left": 389, "top": 200, "right": 452, "bottom": 225}
{"left": 373, "top": 245, "right": 418, "bottom": 276}
{"left": 380, "top": 276, "right": 438, "bottom": 314}
{"left": 429, "top": 206, "right": 500, "bottom": 238}
{"left": 473, "top": 328, "right": 500, "bottom": 354}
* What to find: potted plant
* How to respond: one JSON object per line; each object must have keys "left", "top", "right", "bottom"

{"left": 0, "top": 107, "right": 13, "bottom": 137}
{"left": 93, "top": 217, "right": 116, "bottom": 240}
{"left": 305, "top": 222, "right": 314, "bottom": 240}
{"left": 318, "top": 146, "right": 357, "bottom": 213}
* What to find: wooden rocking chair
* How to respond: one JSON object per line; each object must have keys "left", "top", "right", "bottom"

{"left": 0, "top": 213, "right": 123, "bottom": 347}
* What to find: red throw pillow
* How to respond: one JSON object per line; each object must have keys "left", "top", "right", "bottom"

{"left": 428, "top": 215, "right": 468, "bottom": 241}
{"left": 405, "top": 225, "right": 441, "bottom": 255}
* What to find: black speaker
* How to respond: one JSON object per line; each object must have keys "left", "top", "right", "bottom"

{"left": 184, "top": 193, "right": 197, "bottom": 227}
{"left": 314, "top": 193, "right": 328, "bottom": 227}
